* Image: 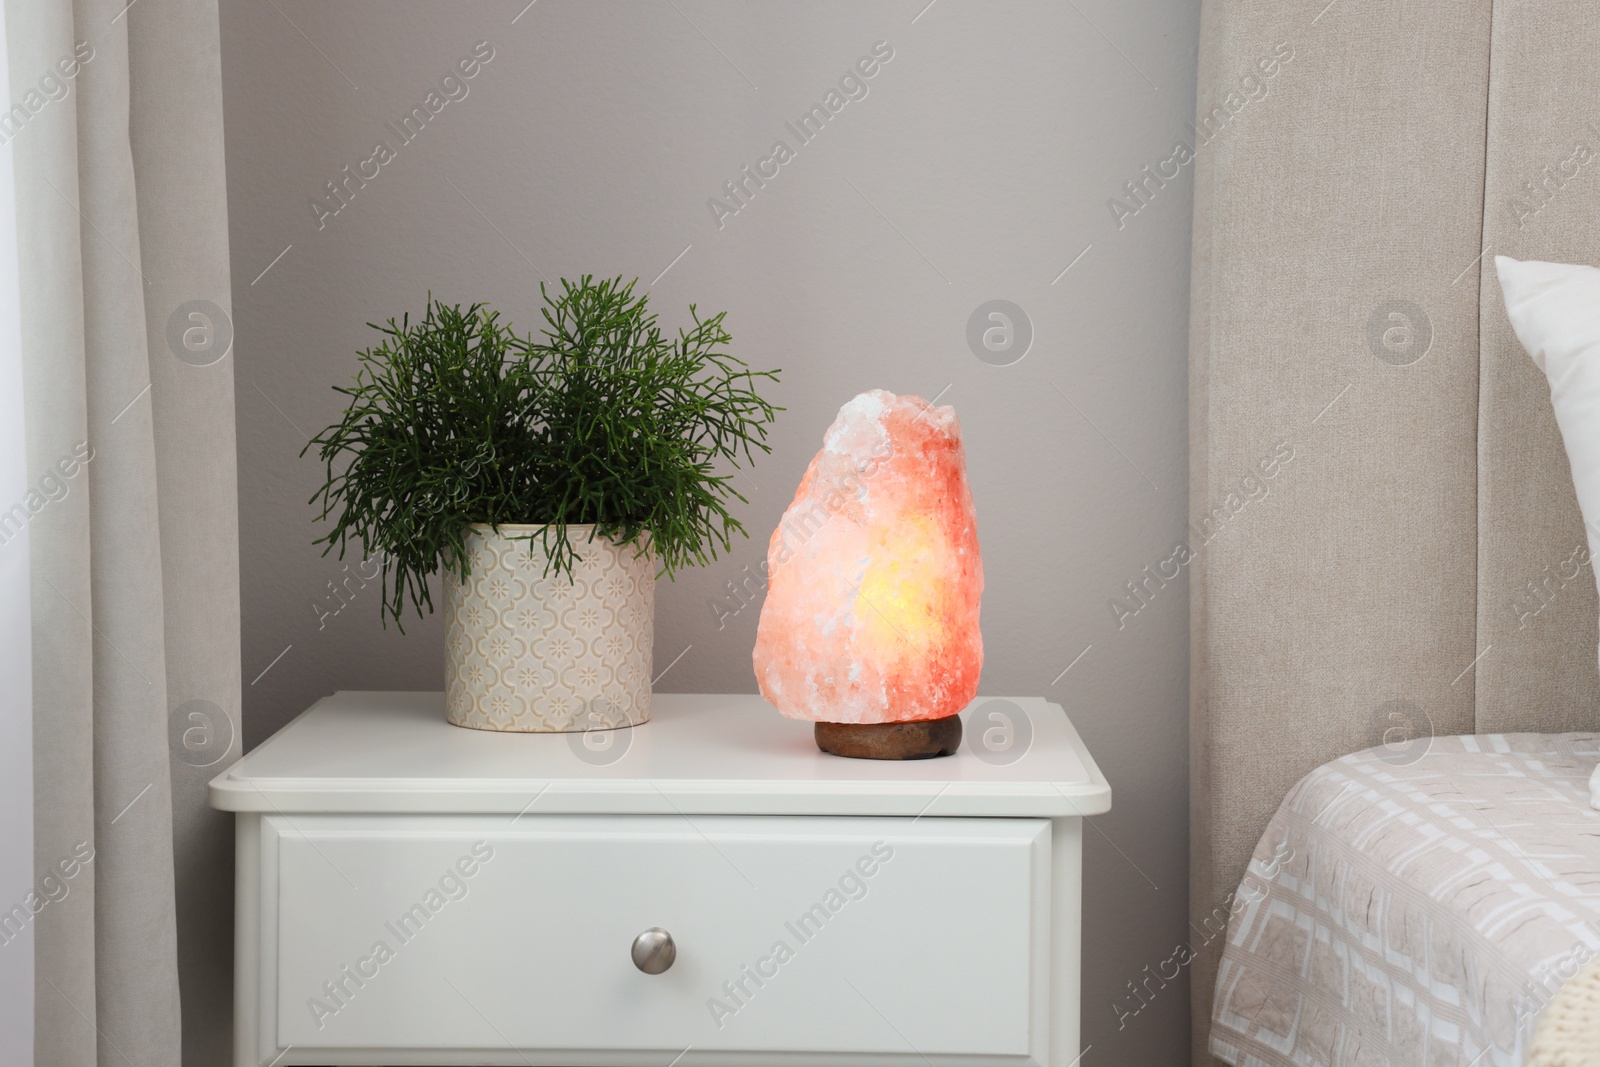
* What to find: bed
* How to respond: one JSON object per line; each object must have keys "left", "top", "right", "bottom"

{"left": 1188, "top": 0, "right": 1600, "bottom": 1062}
{"left": 1209, "top": 735, "right": 1600, "bottom": 1066}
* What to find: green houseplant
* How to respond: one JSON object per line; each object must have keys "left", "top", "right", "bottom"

{"left": 306, "top": 276, "right": 780, "bottom": 732}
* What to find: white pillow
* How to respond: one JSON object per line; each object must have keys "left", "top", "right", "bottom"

{"left": 1495, "top": 256, "right": 1600, "bottom": 808}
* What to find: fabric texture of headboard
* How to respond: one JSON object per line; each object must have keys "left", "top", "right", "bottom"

{"left": 1189, "top": 0, "right": 1600, "bottom": 1061}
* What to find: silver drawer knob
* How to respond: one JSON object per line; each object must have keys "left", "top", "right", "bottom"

{"left": 631, "top": 927, "right": 676, "bottom": 974}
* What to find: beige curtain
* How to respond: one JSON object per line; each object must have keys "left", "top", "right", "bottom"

{"left": 7, "top": 0, "right": 239, "bottom": 1062}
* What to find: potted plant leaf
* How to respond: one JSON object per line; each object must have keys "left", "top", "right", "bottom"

{"left": 305, "top": 276, "right": 780, "bottom": 732}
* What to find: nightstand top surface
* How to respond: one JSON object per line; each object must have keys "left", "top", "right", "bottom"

{"left": 210, "top": 692, "right": 1110, "bottom": 817}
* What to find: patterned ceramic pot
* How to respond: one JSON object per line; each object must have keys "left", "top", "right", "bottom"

{"left": 443, "top": 524, "right": 654, "bottom": 732}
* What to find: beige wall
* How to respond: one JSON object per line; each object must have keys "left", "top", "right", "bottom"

{"left": 220, "top": 2, "right": 1197, "bottom": 1061}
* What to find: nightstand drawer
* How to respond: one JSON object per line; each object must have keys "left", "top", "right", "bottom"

{"left": 258, "top": 813, "right": 1052, "bottom": 1064}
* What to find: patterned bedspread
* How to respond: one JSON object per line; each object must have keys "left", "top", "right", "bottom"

{"left": 1211, "top": 733, "right": 1600, "bottom": 1067}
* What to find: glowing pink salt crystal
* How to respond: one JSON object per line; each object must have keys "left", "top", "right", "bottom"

{"left": 753, "top": 390, "right": 984, "bottom": 724}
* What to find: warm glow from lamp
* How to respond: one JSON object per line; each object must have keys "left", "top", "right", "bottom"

{"left": 856, "top": 514, "right": 950, "bottom": 656}
{"left": 753, "top": 390, "right": 983, "bottom": 757}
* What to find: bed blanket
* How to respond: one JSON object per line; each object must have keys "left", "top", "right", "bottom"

{"left": 1210, "top": 733, "right": 1600, "bottom": 1067}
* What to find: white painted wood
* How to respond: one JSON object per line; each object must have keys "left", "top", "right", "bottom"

{"left": 215, "top": 693, "right": 1105, "bottom": 1067}
{"left": 232, "top": 814, "right": 260, "bottom": 1067}
{"left": 1048, "top": 819, "right": 1084, "bottom": 1067}
{"left": 209, "top": 692, "right": 1110, "bottom": 817}
{"left": 265, "top": 815, "right": 1047, "bottom": 1062}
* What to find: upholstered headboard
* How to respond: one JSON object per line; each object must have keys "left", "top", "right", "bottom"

{"left": 1189, "top": 0, "right": 1600, "bottom": 1059}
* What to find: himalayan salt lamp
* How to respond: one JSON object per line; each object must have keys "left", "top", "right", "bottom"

{"left": 752, "top": 390, "right": 983, "bottom": 759}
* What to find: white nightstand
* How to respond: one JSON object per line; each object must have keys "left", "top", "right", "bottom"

{"left": 211, "top": 692, "right": 1110, "bottom": 1067}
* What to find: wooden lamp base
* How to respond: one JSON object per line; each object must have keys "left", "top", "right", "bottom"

{"left": 814, "top": 715, "right": 963, "bottom": 760}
